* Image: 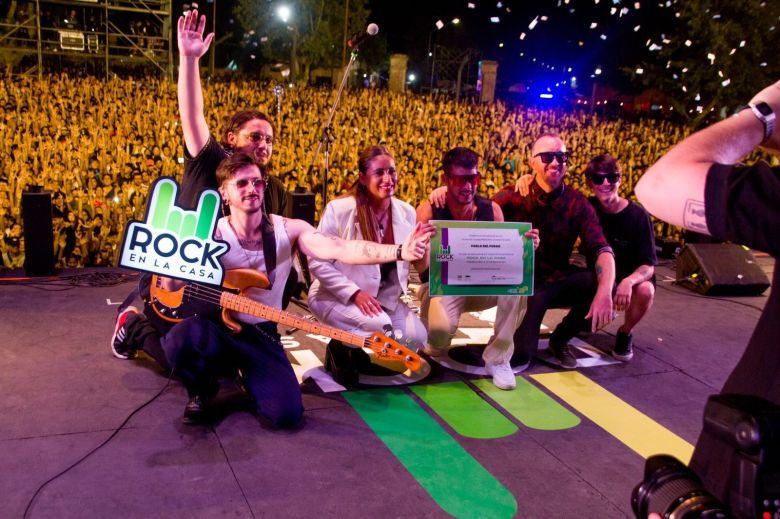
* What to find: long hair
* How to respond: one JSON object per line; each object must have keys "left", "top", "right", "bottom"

{"left": 219, "top": 110, "right": 275, "bottom": 150}
{"left": 349, "top": 145, "right": 394, "bottom": 243}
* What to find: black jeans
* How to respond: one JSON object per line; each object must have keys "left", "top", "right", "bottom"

{"left": 126, "top": 314, "right": 303, "bottom": 428}
{"left": 511, "top": 270, "right": 597, "bottom": 366}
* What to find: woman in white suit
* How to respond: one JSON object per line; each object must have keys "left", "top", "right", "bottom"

{"left": 308, "top": 146, "right": 429, "bottom": 353}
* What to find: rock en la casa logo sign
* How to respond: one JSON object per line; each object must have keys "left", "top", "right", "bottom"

{"left": 118, "top": 177, "right": 229, "bottom": 286}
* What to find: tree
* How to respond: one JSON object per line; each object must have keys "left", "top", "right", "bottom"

{"left": 628, "top": 0, "right": 780, "bottom": 128}
{"left": 234, "top": 0, "right": 376, "bottom": 82}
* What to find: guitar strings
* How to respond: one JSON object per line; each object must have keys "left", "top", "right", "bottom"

{"left": 168, "top": 284, "right": 413, "bottom": 357}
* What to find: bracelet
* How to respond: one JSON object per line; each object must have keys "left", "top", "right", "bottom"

{"left": 396, "top": 244, "right": 403, "bottom": 261}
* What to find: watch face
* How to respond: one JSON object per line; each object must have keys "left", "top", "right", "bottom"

{"left": 755, "top": 102, "right": 773, "bottom": 117}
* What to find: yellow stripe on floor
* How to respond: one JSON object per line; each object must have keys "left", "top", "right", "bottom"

{"left": 531, "top": 372, "right": 694, "bottom": 463}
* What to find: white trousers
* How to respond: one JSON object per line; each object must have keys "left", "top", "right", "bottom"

{"left": 308, "top": 297, "right": 428, "bottom": 350}
{"left": 418, "top": 284, "right": 526, "bottom": 365}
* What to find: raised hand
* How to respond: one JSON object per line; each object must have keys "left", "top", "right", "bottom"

{"left": 401, "top": 222, "right": 436, "bottom": 261}
{"left": 177, "top": 9, "right": 214, "bottom": 58}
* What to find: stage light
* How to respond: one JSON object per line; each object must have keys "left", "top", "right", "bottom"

{"left": 539, "top": 93, "right": 553, "bottom": 99}
{"left": 276, "top": 5, "right": 291, "bottom": 23}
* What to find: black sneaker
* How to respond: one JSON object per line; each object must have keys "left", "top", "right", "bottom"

{"left": 613, "top": 331, "right": 634, "bottom": 361}
{"left": 548, "top": 339, "right": 578, "bottom": 369}
{"left": 183, "top": 396, "right": 211, "bottom": 425}
{"left": 111, "top": 306, "right": 140, "bottom": 360}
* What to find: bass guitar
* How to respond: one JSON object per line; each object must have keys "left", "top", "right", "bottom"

{"left": 148, "top": 269, "right": 422, "bottom": 372}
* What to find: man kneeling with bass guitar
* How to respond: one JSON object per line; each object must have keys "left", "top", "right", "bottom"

{"left": 110, "top": 152, "right": 434, "bottom": 428}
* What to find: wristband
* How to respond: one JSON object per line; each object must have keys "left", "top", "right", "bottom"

{"left": 396, "top": 244, "right": 403, "bottom": 261}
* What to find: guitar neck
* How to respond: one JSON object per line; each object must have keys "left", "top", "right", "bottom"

{"left": 220, "top": 292, "right": 366, "bottom": 348}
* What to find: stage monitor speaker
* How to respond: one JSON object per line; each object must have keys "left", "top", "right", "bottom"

{"left": 291, "top": 191, "right": 316, "bottom": 226}
{"left": 676, "top": 243, "right": 770, "bottom": 296}
{"left": 21, "top": 190, "right": 56, "bottom": 277}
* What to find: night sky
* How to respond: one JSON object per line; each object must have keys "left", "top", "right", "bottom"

{"left": 368, "top": 0, "right": 677, "bottom": 91}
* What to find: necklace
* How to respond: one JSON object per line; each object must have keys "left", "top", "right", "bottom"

{"left": 373, "top": 206, "right": 390, "bottom": 240}
{"left": 228, "top": 217, "right": 264, "bottom": 271}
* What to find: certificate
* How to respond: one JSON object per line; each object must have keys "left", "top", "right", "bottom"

{"left": 428, "top": 220, "right": 534, "bottom": 297}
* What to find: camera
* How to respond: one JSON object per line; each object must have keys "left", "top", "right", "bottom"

{"left": 632, "top": 394, "right": 780, "bottom": 518}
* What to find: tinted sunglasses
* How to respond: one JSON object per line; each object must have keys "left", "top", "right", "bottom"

{"left": 589, "top": 172, "right": 621, "bottom": 185}
{"left": 446, "top": 173, "right": 480, "bottom": 186}
{"left": 534, "top": 151, "right": 570, "bottom": 164}
{"left": 229, "top": 177, "right": 267, "bottom": 190}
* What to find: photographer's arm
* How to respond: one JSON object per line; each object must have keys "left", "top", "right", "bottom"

{"left": 636, "top": 80, "right": 780, "bottom": 232}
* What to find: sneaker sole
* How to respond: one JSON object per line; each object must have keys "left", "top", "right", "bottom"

{"left": 612, "top": 351, "right": 634, "bottom": 362}
{"left": 111, "top": 307, "right": 138, "bottom": 360}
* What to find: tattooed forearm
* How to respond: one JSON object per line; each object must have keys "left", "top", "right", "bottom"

{"left": 683, "top": 199, "right": 707, "bottom": 232}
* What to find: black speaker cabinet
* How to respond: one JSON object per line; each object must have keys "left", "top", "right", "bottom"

{"left": 676, "top": 244, "right": 770, "bottom": 296}
{"left": 21, "top": 190, "right": 56, "bottom": 276}
{"left": 291, "top": 191, "right": 316, "bottom": 226}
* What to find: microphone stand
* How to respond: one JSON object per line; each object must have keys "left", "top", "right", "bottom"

{"left": 307, "top": 48, "right": 359, "bottom": 208}
{"left": 273, "top": 84, "right": 284, "bottom": 140}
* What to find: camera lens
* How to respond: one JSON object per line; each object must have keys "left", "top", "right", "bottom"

{"left": 632, "top": 455, "right": 730, "bottom": 518}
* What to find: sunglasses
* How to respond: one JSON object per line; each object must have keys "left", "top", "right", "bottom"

{"left": 229, "top": 177, "right": 267, "bottom": 190}
{"left": 446, "top": 173, "right": 480, "bottom": 186}
{"left": 589, "top": 172, "right": 621, "bottom": 185}
{"left": 534, "top": 151, "right": 570, "bottom": 164}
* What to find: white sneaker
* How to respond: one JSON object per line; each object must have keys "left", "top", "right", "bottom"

{"left": 485, "top": 362, "right": 516, "bottom": 390}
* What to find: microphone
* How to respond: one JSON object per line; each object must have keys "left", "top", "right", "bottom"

{"left": 348, "top": 23, "right": 379, "bottom": 49}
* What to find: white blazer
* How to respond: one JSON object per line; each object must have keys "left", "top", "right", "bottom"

{"left": 308, "top": 195, "right": 415, "bottom": 308}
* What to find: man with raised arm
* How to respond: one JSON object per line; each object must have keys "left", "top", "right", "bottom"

{"left": 111, "top": 153, "right": 435, "bottom": 428}
{"left": 176, "top": 9, "right": 288, "bottom": 216}
{"left": 636, "top": 80, "right": 780, "bottom": 507}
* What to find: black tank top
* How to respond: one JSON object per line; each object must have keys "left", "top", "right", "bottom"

{"left": 431, "top": 195, "right": 495, "bottom": 222}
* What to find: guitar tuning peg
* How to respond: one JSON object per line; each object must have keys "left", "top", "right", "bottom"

{"left": 394, "top": 349, "right": 403, "bottom": 355}
{"left": 160, "top": 307, "right": 167, "bottom": 314}
{"left": 405, "top": 355, "right": 413, "bottom": 362}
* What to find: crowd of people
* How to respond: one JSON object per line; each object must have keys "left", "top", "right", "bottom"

{"left": 1, "top": 70, "right": 775, "bottom": 269}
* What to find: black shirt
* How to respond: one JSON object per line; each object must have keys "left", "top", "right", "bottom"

{"left": 180, "top": 135, "right": 289, "bottom": 217}
{"left": 690, "top": 160, "right": 780, "bottom": 504}
{"left": 589, "top": 197, "right": 657, "bottom": 282}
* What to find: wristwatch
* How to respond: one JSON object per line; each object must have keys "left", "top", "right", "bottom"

{"left": 748, "top": 102, "right": 775, "bottom": 143}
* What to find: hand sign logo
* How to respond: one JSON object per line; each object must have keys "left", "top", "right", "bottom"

{"left": 119, "top": 178, "right": 229, "bottom": 286}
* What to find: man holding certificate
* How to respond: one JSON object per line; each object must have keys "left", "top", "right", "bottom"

{"left": 493, "top": 134, "right": 616, "bottom": 370}
{"left": 417, "top": 147, "right": 540, "bottom": 390}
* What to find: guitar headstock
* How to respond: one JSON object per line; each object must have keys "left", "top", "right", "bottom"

{"left": 365, "top": 332, "right": 422, "bottom": 372}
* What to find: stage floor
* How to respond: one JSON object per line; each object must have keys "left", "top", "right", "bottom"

{"left": 0, "top": 256, "right": 773, "bottom": 519}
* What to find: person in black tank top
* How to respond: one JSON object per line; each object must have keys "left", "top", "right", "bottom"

{"left": 417, "top": 147, "right": 540, "bottom": 391}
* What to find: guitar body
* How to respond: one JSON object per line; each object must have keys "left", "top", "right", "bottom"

{"left": 220, "top": 269, "right": 270, "bottom": 333}
{"left": 149, "top": 269, "right": 270, "bottom": 333}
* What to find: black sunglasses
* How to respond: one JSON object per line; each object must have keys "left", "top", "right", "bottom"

{"left": 534, "top": 151, "right": 570, "bottom": 164}
{"left": 589, "top": 172, "right": 621, "bottom": 185}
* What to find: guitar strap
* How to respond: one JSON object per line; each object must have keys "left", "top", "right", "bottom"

{"left": 261, "top": 213, "right": 277, "bottom": 287}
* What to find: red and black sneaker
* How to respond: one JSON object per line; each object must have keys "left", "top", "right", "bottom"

{"left": 111, "top": 306, "right": 140, "bottom": 359}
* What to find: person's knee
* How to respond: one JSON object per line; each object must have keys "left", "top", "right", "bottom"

{"left": 259, "top": 399, "right": 304, "bottom": 429}
{"left": 633, "top": 281, "right": 655, "bottom": 306}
